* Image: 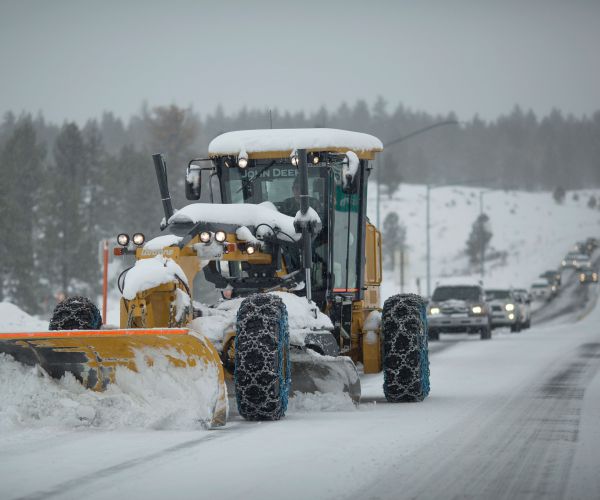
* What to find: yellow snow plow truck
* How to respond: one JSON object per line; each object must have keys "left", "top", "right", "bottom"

{"left": 0, "top": 128, "right": 430, "bottom": 425}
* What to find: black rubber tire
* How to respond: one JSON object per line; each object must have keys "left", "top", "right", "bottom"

{"left": 381, "top": 293, "right": 430, "bottom": 403}
{"left": 49, "top": 296, "right": 102, "bottom": 330}
{"left": 428, "top": 328, "right": 440, "bottom": 341}
{"left": 480, "top": 325, "right": 492, "bottom": 340}
{"left": 510, "top": 323, "right": 521, "bottom": 333}
{"left": 234, "top": 293, "right": 291, "bottom": 421}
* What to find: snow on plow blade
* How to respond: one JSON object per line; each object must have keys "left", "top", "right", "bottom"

{"left": 0, "top": 328, "right": 227, "bottom": 427}
{"left": 290, "top": 349, "right": 361, "bottom": 403}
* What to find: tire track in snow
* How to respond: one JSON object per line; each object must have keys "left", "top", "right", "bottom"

{"left": 13, "top": 425, "right": 240, "bottom": 500}
{"left": 353, "top": 342, "right": 600, "bottom": 500}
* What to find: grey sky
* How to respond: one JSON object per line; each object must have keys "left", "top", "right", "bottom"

{"left": 1, "top": 0, "right": 599, "bottom": 123}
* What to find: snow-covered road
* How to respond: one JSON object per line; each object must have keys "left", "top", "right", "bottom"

{"left": 2, "top": 288, "right": 599, "bottom": 500}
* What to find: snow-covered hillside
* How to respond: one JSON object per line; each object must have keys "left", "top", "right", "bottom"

{"left": 368, "top": 184, "right": 600, "bottom": 298}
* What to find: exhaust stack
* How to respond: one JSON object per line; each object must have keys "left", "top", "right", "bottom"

{"left": 152, "top": 153, "right": 174, "bottom": 224}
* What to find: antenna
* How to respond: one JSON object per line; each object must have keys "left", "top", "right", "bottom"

{"left": 269, "top": 109, "right": 273, "bottom": 129}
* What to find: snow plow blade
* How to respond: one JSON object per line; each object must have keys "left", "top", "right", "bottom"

{"left": 290, "top": 348, "right": 361, "bottom": 403}
{"left": 0, "top": 328, "right": 227, "bottom": 427}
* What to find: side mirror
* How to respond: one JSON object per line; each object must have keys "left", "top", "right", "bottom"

{"left": 185, "top": 165, "right": 201, "bottom": 200}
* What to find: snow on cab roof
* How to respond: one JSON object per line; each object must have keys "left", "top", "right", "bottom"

{"left": 208, "top": 128, "right": 383, "bottom": 160}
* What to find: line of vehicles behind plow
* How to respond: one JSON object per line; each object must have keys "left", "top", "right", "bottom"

{"left": 426, "top": 237, "right": 599, "bottom": 341}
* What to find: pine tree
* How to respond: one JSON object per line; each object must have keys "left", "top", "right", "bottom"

{"left": 466, "top": 214, "right": 493, "bottom": 266}
{"left": 383, "top": 212, "right": 406, "bottom": 270}
{"left": 39, "top": 123, "right": 96, "bottom": 298}
{"left": 553, "top": 186, "right": 566, "bottom": 204}
{"left": 0, "top": 118, "right": 45, "bottom": 312}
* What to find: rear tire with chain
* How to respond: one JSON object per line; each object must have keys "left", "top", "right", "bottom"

{"left": 235, "top": 293, "right": 290, "bottom": 421}
{"left": 382, "top": 293, "right": 430, "bottom": 403}
{"left": 49, "top": 296, "right": 102, "bottom": 330}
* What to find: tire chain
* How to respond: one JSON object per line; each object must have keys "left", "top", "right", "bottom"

{"left": 381, "top": 293, "right": 430, "bottom": 402}
{"left": 235, "top": 293, "right": 290, "bottom": 421}
{"left": 49, "top": 296, "right": 102, "bottom": 331}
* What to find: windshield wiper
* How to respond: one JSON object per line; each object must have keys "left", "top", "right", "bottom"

{"left": 236, "top": 160, "right": 276, "bottom": 193}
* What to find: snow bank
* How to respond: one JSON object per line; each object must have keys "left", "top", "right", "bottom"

{"left": 0, "top": 302, "right": 48, "bottom": 332}
{"left": 208, "top": 128, "right": 383, "bottom": 156}
{"left": 122, "top": 255, "right": 188, "bottom": 300}
{"left": 192, "top": 292, "right": 333, "bottom": 348}
{"left": 170, "top": 201, "right": 300, "bottom": 241}
{"left": 0, "top": 349, "right": 221, "bottom": 432}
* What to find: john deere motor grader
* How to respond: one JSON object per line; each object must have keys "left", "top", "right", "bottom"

{"left": 0, "top": 128, "right": 430, "bottom": 424}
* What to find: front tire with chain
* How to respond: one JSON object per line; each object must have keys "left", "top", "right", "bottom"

{"left": 235, "top": 293, "right": 291, "bottom": 421}
{"left": 49, "top": 296, "right": 102, "bottom": 330}
{"left": 381, "top": 293, "right": 430, "bottom": 403}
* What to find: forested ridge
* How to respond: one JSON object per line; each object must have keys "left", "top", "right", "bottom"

{"left": 1, "top": 99, "right": 599, "bottom": 314}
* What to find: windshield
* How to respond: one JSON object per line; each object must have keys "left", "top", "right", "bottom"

{"left": 220, "top": 160, "right": 326, "bottom": 218}
{"left": 219, "top": 160, "right": 330, "bottom": 295}
{"left": 485, "top": 290, "right": 511, "bottom": 300}
{"left": 432, "top": 286, "right": 481, "bottom": 302}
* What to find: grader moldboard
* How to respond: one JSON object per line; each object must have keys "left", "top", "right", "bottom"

{"left": 0, "top": 129, "right": 430, "bottom": 426}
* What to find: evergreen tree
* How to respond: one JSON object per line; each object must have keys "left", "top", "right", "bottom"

{"left": 0, "top": 118, "right": 45, "bottom": 312}
{"left": 39, "top": 123, "right": 96, "bottom": 298}
{"left": 466, "top": 214, "right": 493, "bottom": 266}
{"left": 383, "top": 212, "right": 406, "bottom": 270}
{"left": 553, "top": 186, "right": 566, "bottom": 204}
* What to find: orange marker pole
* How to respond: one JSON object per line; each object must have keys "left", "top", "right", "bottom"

{"left": 102, "top": 240, "right": 109, "bottom": 325}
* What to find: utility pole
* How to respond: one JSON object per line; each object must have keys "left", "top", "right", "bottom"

{"left": 426, "top": 184, "right": 431, "bottom": 297}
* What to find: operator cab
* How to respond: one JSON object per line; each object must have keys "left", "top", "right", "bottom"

{"left": 187, "top": 129, "right": 383, "bottom": 310}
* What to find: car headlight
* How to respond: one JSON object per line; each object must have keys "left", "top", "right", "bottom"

{"left": 199, "top": 231, "right": 211, "bottom": 243}
{"left": 472, "top": 305, "right": 483, "bottom": 314}
{"left": 246, "top": 244, "right": 256, "bottom": 255}
{"left": 429, "top": 307, "right": 440, "bottom": 315}
{"left": 132, "top": 233, "right": 145, "bottom": 246}
{"left": 505, "top": 303, "right": 515, "bottom": 312}
{"left": 117, "top": 233, "right": 129, "bottom": 246}
{"left": 561, "top": 260, "right": 566, "bottom": 265}
{"left": 508, "top": 313, "right": 515, "bottom": 320}
{"left": 215, "top": 230, "right": 227, "bottom": 243}
{"left": 580, "top": 274, "right": 585, "bottom": 281}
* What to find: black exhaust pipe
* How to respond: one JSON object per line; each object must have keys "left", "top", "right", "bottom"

{"left": 152, "top": 153, "right": 174, "bottom": 225}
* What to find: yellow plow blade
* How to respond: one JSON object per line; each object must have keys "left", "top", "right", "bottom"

{"left": 0, "top": 328, "right": 227, "bottom": 428}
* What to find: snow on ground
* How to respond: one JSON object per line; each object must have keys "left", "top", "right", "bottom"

{"left": 370, "top": 184, "right": 600, "bottom": 298}
{"left": 0, "top": 302, "right": 48, "bottom": 332}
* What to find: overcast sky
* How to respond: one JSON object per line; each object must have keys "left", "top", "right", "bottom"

{"left": 1, "top": 0, "right": 599, "bottom": 124}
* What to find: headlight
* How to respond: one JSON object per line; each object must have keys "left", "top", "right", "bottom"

{"left": 505, "top": 303, "right": 515, "bottom": 312}
{"left": 238, "top": 152, "right": 248, "bottom": 168}
{"left": 580, "top": 274, "right": 585, "bottom": 281}
{"left": 199, "top": 231, "right": 211, "bottom": 243}
{"left": 246, "top": 244, "right": 256, "bottom": 255}
{"left": 472, "top": 305, "right": 483, "bottom": 314}
{"left": 132, "top": 233, "right": 145, "bottom": 246}
{"left": 215, "top": 230, "right": 227, "bottom": 243}
{"left": 117, "top": 233, "right": 129, "bottom": 246}
{"left": 429, "top": 307, "right": 440, "bottom": 315}
{"left": 508, "top": 313, "right": 515, "bottom": 320}
{"left": 561, "top": 260, "right": 566, "bottom": 265}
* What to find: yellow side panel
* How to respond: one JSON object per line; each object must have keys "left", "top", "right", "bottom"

{"left": 365, "top": 223, "right": 382, "bottom": 286}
